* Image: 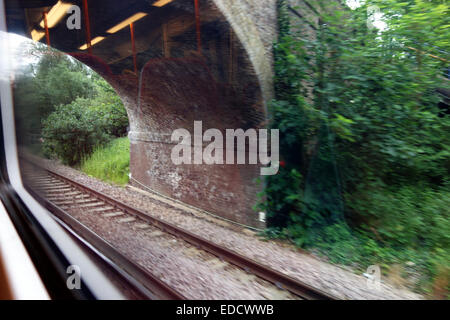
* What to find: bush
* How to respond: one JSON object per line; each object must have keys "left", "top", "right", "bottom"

{"left": 14, "top": 47, "right": 96, "bottom": 142}
{"left": 42, "top": 98, "right": 111, "bottom": 165}
{"left": 89, "top": 77, "right": 129, "bottom": 137}
{"left": 14, "top": 44, "right": 129, "bottom": 162}
{"left": 81, "top": 137, "right": 130, "bottom": 185}
{"left": 41, "top": 76, "right": 129, "bottom": 165}
{"left": 259, "top": 0, "right": 450, "bottom": 293}
{"left": 350, "top": 184, "right": 450, "bottom": 250}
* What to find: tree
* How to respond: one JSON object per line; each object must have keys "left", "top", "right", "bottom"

{"left": 14, "top": 42, "right": 129, "bottom": 162}
{"left": 261, "top": 0, "right": 449, "bottom": 290}
{"left": 14, "top": 43, "right": 96, "bottom": 140}
{"left": 41, "top": 73, "right": 129, "bottom": 165}
{"left": 42, "top": 98, "right": 112, "bottom": 165}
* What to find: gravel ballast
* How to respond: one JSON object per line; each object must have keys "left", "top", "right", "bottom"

{"left": 21, "top": 154, "right": 423, "bottom": 300}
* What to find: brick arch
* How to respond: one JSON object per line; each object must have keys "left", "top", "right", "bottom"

{"left": 67, "top": 0, "right": 277, "bottom": 228}
{"left": 211, "top": 0, "right": 277, "bottom": 104}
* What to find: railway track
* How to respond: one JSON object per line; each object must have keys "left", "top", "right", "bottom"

{"left": 21, "top": 157, "right": 337, "bottom": 300}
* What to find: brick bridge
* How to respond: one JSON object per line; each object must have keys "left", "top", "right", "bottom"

{"left": 6, "top": 0, "right": 322, "bottom": 228}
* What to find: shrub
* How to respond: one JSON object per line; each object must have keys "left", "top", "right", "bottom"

{"left": 41, "top": 76, "right": 129, "bottom": 165}
{"left": 90, "top": 77, "right": 129, "bottom": 137}
{"left": 14, "top": 47, "right": 96, "bottom": 141}
{"left": 42, "top": 98, "right": 111, "bottom": 165}
{"left": 259, "top": 0, "right": 450, "bottom": 292}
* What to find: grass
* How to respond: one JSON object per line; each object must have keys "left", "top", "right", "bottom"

{"left": 81, "top": 137, "right": 130, "bottom": 186}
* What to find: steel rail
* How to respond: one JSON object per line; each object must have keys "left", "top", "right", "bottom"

{"left": 24, "top": 171, "right": 186, "bottom": 300}
{"left": 23, "top": 157, "right": 337, "bottom": 300}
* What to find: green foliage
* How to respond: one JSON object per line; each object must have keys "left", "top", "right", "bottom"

{"left": 350, "top": 183, "right": 450, "bottom": 249}
{"left": 14, "top": 46, "right": 96, "bottom": 142}
{"left": 41, "top": 98, "right": 112, "bottom": 165}
{"left": 89, "top": 76, "right": 129, "bottom": 137}
{"left": 81, "top": 137, "right": 130, "bottom": 186}
{"left": 14, "top": 69, "right": 41, "bottom": 140}
{"left": 14, "top": 43, "right": 129, "bottom": 165}
{"left": 41, "top": 85, "right": 129, "bottom": 166}
{"left": 33, "top": 53, "right": 96, "bottom": 116}
{"left": 262, "top": 0, "right": 450, "bottom": 292}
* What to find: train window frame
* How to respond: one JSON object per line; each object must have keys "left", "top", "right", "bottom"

{"left": 0, "top": 200, "right": 49, "bottom": 299}
{"left": 0, "top": 0, "right": 125, "bottom": 300}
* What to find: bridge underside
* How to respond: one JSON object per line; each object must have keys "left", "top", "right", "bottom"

{"left": 6, "top": 0, "right": 277, "bottom": 228}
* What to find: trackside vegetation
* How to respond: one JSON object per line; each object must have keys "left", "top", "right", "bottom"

{"left": 12, "top": 1, "right": 449, "bottom": 298}
{"left": 259, "top": 0, "right": 449, "bottom": 296}
{"left": 14, "top": 44, "right": 129, "bottom": 166}
{"left": 81, "top": 137, "right": 130, "bottom": 186}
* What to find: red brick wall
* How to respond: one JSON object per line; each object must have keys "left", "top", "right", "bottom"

{"left": 68, "top": 0, "right": 275, "bottom": 228}
{"left": 127, "top": 56, "right": 265, "bottom": 228}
